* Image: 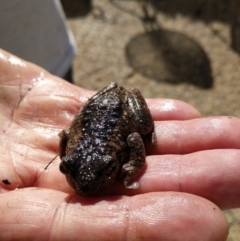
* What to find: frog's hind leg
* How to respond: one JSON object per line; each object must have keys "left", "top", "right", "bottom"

{"left": 128, "top": 88, "right": 153, "bottom": 135}
{"left": 121, "top": 132, "right": 146, "bottom": 189}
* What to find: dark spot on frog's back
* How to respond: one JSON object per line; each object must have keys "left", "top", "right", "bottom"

{"left": 59, "top": 82, "right": 154, "bottom": 196}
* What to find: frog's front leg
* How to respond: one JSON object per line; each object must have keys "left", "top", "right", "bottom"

{"left": 121, "top": 132, "right": 146, "bottom": 189}
{"left": 59, "top": 129, "right": 70, "bottom": 159}
{"left": 128, "top": 88, "right": 153, "bottom": 135}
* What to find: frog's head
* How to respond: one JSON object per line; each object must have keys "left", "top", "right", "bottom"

{"left": 59, "top": 153, "right": 120, "bottom": 196}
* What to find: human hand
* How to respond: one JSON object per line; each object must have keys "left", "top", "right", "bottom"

{"left": 0, "top": 49, "right": 234, "bottom": 240}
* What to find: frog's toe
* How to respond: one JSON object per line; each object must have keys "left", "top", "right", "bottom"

{"left": 124, "top": 181, "right": 139, "bottom": 189}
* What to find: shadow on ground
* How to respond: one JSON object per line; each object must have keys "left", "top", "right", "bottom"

{"left": 125, "top": 30, "right": 213, "bottom": 88}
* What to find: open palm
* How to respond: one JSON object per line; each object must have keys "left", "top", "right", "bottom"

{"left": 1, "top": 49, "right": 238, "bottom": 240}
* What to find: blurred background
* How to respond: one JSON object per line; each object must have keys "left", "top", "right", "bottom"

{"left": 63, "top": 0, "right": 240, "bottom": 118}
{"left": 60, "top": 1, "right": 240, "bottom": 240}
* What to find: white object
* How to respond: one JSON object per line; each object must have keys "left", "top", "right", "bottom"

{"left": 0, "top": 0, "right": 76, "bottom": 77}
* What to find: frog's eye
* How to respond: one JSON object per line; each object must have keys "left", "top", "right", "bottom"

{"left": 59, "top": 162, "right": 69, "bottom": 174}
{"left": 105, "top": 161, "right": 117, "bottom": 177}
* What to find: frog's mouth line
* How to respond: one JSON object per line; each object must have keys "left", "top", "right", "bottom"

{"left": 65, "top": 175, "right": 77, "bottom": 191}
{"left": 65, "top": 172, "right": 118, "bottom": 196}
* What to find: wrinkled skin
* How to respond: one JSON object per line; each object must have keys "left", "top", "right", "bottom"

{"left": 59, "top": 82, "right": 154, "bottom": 196}
{"left": 3, "top": 49, "right": 240, "bottom": 240}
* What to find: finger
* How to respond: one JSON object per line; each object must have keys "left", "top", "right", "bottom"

{"left": 0, "top": 49, "right": 199, "bottom": 127}
{"left": 155, "top": 116, "right": 240, "bottom": 154}
{"left": 0, "top": 189, "right": 228, "bottom": 241}
{"left": 147, "top": 99, "right": 201, "bottom": 121}
{"left": 6, "top": 146, "right": 240, "bottom": 211}
{"left": 8, "top": 116, "right": 240, "bottom": 197}
{"left": 112, "top": 149, "right": 240, "bottom": 210}
{"left": 0, "top": 49, "right": 200, "bottom": 122}
{"left": 31, "top": 149, "right": 240, "bottom": 210}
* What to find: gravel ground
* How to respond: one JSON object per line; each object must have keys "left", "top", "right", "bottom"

{"left": 61, "top": 1, "right": 240, "bottom": 240}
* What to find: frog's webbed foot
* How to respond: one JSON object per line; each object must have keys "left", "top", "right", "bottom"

{"left": 59, "top": 129, "right": 70, "bottom": 159}
{"left": 122, "top": 132, "right": 146, "bottom": 189}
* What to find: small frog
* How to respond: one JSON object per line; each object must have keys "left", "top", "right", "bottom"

{"left": 59, "top": 82, "right": 154, "bottom": 196}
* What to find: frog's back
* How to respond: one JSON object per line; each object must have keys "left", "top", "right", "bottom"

{"left": 66, "top": 87, "right": 131, "bottom": 156}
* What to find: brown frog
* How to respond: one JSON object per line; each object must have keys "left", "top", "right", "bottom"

{"left": 59, "top": 82, "right": 154, "bottom": 196}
